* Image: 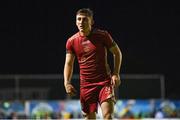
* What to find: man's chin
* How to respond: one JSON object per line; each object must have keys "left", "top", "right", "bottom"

{"left": 80, "top": 29, "right": 85, "bottom": 32}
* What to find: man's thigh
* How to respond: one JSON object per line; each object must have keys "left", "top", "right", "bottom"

{"left": 80, "top": 86, "right": 100, "bottom": 114}
{"left": 99, "top": 85, "right": 116, "bottom": 104}
{"left": 100, "top": 99, "right": 114, "bottom": 117}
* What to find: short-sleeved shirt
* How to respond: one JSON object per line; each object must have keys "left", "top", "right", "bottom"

{"left": 66, "top": 29, "right": 114, "bottom": 88}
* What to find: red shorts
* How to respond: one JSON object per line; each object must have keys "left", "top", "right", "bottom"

{"left": 80, "top": 84, "right": 116, "bottom": 114}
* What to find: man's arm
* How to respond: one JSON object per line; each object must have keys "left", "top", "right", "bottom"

{"left": 109, "top": 42, "right": 122, "bottom": 88}
{"left": 64, "top": 53, "right": 77, "bottom": 96}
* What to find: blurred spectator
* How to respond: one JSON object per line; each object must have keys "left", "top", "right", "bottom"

{"left": 0, "top": 109, "right": 5, "bottom": 119}
{"left": 7, "top": 112, "right": 18, "bottom": 119}
{"left": 119, "top": 100, "right": 135, "bottom": 119}
{"left": 160, "top": 100, "right": 176, "bottom": 118}
{"left": 155, "top": 108, "right": 164, "bottom": 118}
{"left": 51, "top": 112, "right": 62, "bottom": 119}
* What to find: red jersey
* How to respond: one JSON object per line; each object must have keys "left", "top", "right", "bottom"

{"left": 66, "top": 29, "right": 114, "bottom": 87}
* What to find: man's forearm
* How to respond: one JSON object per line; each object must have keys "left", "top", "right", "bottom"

{"left": 113, "top": 48, "right": 122, "bottom": 75}
{"left": 64, "top": 64, "right": 73, "bottom": 86}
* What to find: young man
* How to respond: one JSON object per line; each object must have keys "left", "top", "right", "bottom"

{"left": 64, "top": 8, "right": 122, "bottom": 119}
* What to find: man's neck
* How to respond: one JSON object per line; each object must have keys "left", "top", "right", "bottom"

{"left": 79, "top": 29, "right": 91, "bottom": 37}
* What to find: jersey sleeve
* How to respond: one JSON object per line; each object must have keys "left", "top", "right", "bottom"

{"left": 66, "top": 38, "right": 74, "bottom": 54}
{"left": 103, "top": 31, "right": 115, "bottom": 49}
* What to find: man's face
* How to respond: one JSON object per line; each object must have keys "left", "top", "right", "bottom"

{"left": 76, "top": 14, "right": 93, "bottom": 33}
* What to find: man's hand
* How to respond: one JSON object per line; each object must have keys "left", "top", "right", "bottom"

{"left": 111, "top": 74, "right": 121, "bottom": 88}
{"left": 64, "top": 83, "right": 77, "bottom": 97}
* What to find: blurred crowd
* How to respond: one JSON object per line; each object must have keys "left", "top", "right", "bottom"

{"left": 0, "top": 99, "right": 180, "bottom": 119}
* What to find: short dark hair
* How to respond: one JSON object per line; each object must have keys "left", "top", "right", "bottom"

{"left": 76, "top": 8, "right": 93, "bottom": 18}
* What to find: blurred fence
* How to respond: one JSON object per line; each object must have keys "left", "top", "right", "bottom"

{"left": 0, "top": 74, "right": 165, "bottom": 100}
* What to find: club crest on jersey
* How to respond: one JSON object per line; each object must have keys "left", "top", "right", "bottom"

{"left": 83, "top": 46, "right": 90, "bottom": 52}
{"left": 82, "top": 40, "right": 91, "bottom": 53}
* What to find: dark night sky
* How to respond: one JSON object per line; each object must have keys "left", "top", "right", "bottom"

{"left": 0, "top": 0, "right": 180, "bottom": 98}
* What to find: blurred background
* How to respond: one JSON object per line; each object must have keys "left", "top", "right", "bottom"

{"left": 0, "top": 0, "right": 180, "bottom": 119}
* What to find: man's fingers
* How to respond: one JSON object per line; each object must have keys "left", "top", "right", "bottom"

{"left": 67, "top": 90, "right": 76, "bottom": 97}
{"left": 112, "top": 78, "right": 120, "bottom": 88}
{"left": 111, "top": 74, "right": 121, "bottom": 88}
{"left": 66, "top": 84, "right": 77, "bottom": 96}
{"left": 72, "top": 87, "right": 77, "bottom": 93}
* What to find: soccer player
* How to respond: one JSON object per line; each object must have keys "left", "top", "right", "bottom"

{"left": 64, "top": 8, "right": 122, "bottom": 119}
